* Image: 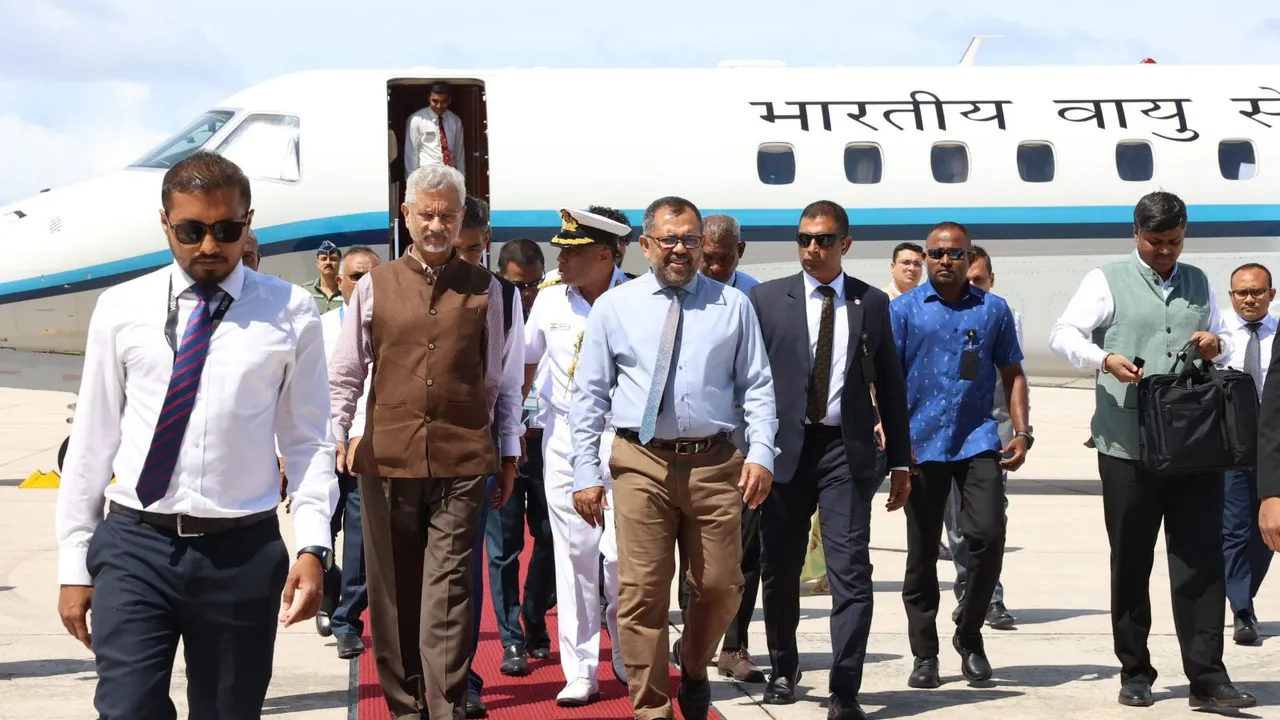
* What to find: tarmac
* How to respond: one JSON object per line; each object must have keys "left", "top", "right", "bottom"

{"left": 1, "top": 379, "right": 1277, "bottom": 719}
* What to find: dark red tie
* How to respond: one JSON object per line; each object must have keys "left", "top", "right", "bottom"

{"left": 438, "top": 115, "right": 453, "bottom": 167}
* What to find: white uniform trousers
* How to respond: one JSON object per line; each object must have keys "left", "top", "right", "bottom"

{"left": 542, "top": 405, "right": 620, "bottom": 684}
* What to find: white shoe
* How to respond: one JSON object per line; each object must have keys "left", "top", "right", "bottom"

{"left": 556, "top": 677, "right": 600, "bottom": 707}
{"left": 613, "top": 654, "right": 628, "bottom": 684}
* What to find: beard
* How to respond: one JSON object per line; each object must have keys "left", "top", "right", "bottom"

{"left": 653, "top": 255, "right": 695, "bottom": 287}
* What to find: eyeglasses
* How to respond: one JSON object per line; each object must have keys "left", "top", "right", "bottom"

{"left": 511, "top": 278, "right": 543, "bottom": 291}
{"left": 168, "top": 217, "right": 250, "bottom": 245}
{"left": 797, "top": 232, "right": 842, "bottom": 248}
{"left": 1230, "top": 288, "right": 1271, "bottom": 299}
{"left": 926, "top": 248, "right": 969, "bottom": 260}
{"left": 646, "top": 235, "right": 703, "bottom": 250}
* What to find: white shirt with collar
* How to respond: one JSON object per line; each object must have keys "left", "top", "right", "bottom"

{"left": 803, "top": 270, "right": 849, "bottom": 426}
{"left": 1049, "top": 253, "right": 1232, "bottom": 370}
{"left": 55, "top": 261, "right": 338, "bottom": 586}
{"left": 320, "top": 304, "right": 370, "bottom": 439}
{"left": 404, "top": 107, "right": 465, "bottom": 177}
{"left": 1220, "top": 311, "right": 1277, "bottom": 392}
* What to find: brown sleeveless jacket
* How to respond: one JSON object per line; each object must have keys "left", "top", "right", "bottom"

{"left": 351, "top": 252, "right": 498, "bottom": 479}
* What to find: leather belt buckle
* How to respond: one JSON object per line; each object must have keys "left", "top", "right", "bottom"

{"left": 175, "top": 515, "right": 205, "bottom": 538}
{"left": 673, "top": 439, "right": 703, "bottom": 454}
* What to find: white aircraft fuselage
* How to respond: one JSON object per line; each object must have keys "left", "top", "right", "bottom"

{"left": 1, "top": 63, "right": 1278, "bottom": 397}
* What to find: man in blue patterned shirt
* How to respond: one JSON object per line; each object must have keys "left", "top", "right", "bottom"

{"left": 889, "top": 221, "right": 1032, "bottom": 690}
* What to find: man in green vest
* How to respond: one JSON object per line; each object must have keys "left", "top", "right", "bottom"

{"left": 1048, "top": 191, "right": 1254, "bottom": 710}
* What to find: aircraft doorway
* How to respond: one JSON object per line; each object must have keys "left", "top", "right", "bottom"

{"left": 387, "top": 78, "right": 489, "bottom": 259}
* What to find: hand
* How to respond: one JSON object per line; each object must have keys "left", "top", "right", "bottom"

{"left": 58, "top": 585, "right": 94, "bottom": 649}
{"left": 348, "top": 436, "right": 362, "bottom": 467}
{"left": 277, "top": 457, "right": 288, "bottom": 501}
{"left": 1261, "top": 497, "right": 1280, "bottom": 553}
{"left": 1191, "top": 331, "right": 1221, "bottom": 358}
{"left": 1000, "top": 435, "right": 1030, "bottom": 471}
{"left": 573, "top": 486, "right": 607, "bottom": 528}
{"left": 519, "top": 435, "right": 527, "bottom": 463}
{"left": 335, "top": 440, "right": 347, "bottom": 474}
{"left": 739, "top": 463, "right": 773, "bottom": 509}
{"left": 873, "top": 423, "right": 885, "bottom": 451}
{"left": 1103, "top": 353, "right": 1144, "bottom": 384}
{"left": 885, "top": 469, "right": 911, "bottom": 511}
{"left": 494, "top": 461, "right": 517, "bottom": 509}
{"left": 279, "top": 553, "right": 324, "bottom": 628}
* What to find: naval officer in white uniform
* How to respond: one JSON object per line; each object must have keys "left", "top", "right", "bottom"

{"left": 524, "top": 208, "right": 632, "bottom": 706}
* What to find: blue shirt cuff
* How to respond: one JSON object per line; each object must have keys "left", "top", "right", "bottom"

{"left": 572, "top": 464, "right": 605, "bottom": 492}
{"left": 746, "top": 443, "right": 775, "bottom": 474}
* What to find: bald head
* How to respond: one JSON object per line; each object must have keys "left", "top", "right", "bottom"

{"left": 700, "top": 214, "right": 744, "bottom": 284}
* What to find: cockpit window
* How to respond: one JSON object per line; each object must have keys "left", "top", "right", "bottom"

{"left": 215, "top": 114, "right": 301, "bottom": 183}
{"left": 130, "top": 110, "right": 235, "bottom": 169}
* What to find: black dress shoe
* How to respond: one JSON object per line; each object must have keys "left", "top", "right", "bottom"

{"left": 827, "top": 694, "right": 869, "bottom": 720}
{"left": 464, "top": 690, "right": 487, "bottom": 718}
{"left": 1233, "top": 610, "right": 1260, "bottom": 645}
{"left": 501, "top": 644, "right": 529, "bottom": 676}
{"left": 335, "top": 633, "right": 365, "bottom": 659}
{"left": 952, "top": 635, "right": 992, "bottom": 683}
{"left": 1117, "top": 680, "right": 1153, "bottom": 707}
{"left": 907, "top": 657, "right": 940, "bottom": 689}
{"left": 1189, "top": 682, "right": 1257, "bottom": 709}
{"left": 985, "top": 602, "right": 1016, "bottom": 630}
{"left": 525, "top": 630, "right": 551, "bottom": 660}
{"left": 763, "top": 672, "right": 800, "bottom": 704}
{"left": 315, "top": 611, "right": 333, "bottom": 638}
{"left": 676, "top": 671, "right": 711, "bottom": 720}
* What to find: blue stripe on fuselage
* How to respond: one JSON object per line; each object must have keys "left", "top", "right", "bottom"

{"left": 2, "top": 204, "right": 1278, "bottom": 305}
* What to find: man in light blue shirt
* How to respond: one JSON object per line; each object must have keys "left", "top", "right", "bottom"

{"left": 569, "top": 196, "right": 778, "bottom": 720}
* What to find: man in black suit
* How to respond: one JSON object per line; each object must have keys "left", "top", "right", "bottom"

{"left": 748, "top": 200, "right": 913, "bottom": 720}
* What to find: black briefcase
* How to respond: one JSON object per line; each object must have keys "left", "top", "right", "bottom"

{"left": 1136, "top": 341, "right": 1258, "bottom": 476}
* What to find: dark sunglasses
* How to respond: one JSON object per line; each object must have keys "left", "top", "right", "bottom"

{"left": 168, "top": 218, "right": 249, "bottom": 245}
{"left": 511, "top": 279, "right": 542, "bottom": 291}
{"left": 926, "top": 247, "right": 969, "bottom": 260}
{"left": 797, "top": 232, "right": 841, "bottom": 248}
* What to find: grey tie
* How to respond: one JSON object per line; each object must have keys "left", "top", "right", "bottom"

{"left": 640, "top": 286, "right": 685, "bottom": 444}
{"left": 1245, "top": 321, "right": 1262, "bottom": 394}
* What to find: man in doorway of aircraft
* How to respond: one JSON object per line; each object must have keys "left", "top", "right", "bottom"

{"left": 329, "top": 164, "right": 523, "bottom": 720}
{"left": 1049, "top": 191, "right": 1255, "bottom": 710}
{"left": 301, "top": 240, "right": 343, "bottom": 313}
{"left": 405, "top": 82, "right": 466, "bottom": 179}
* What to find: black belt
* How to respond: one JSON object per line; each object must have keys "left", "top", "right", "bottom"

{"left": 108, "top": 501, "right": 277, "bottom": 538}
{"left": 616, "top": 428, "right": 730, "bottom": 454}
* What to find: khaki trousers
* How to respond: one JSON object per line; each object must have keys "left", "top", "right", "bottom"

{"left": 359, "top": 474, "right": 487, "bottom": 720}
{"left": 609, "top": 435, "right": 745, "bottom": 720}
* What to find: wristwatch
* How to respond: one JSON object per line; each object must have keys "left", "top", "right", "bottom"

{"left": 1014, "top": 428, "right": 1035, "bottom": 449}
{"left": 297, "top": 545, "right": 333, "bottom": 571}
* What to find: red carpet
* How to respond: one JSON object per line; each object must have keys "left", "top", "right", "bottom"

{"left": 355, "top": 533, "right": 724, "bottom": 719}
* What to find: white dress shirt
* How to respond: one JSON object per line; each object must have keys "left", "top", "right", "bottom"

{"left": 1219, "top": 311, "right": 1277, "bottom": 392}
{"left": 1048, "top": 256, "right": 1231, "bottom": 370}
{"left": 55, "top": 261, "right": 338, "bottom": 586}
{"left": 804, "top": 271, "right": 848, "bottom": 426}
{"left": 320, "top": 304, "right": 369, "bottom": 439}
{"left": 404, "top": 108, "right": 465, "bottom": 177}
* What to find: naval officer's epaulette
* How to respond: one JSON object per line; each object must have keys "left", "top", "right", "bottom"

{"left": 538, "top": 277, "right": 564, "bottom": 290}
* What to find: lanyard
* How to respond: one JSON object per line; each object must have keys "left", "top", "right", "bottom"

{"left": 165, "top": 276, "right": 235, "bottom": 356}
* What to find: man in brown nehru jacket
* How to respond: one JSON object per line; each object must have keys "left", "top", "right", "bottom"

{"left": 330, "top": 163, "right": 524, "bottom": 720}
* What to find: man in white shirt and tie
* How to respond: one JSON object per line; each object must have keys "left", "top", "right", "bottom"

{"left": 55, "top": 151, "right": 338, "bottom": 719}
{"left": 1218, "top": 262, "right": 1275, "bottom": 645}
{"left": 313, "top": 245, "right": 380, "bottom": 659}
{"left": 404, "top": 82, "right": 466, "bottom": 178}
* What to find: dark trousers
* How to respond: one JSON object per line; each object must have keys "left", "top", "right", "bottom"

{"left": 760, "top": 426, "right": 877, "bottom": 700}
{"left": 88, "top": 508, "right": 289, "bottom": 720}
{"left": 485, "top": 436, "right": 554, "bottom": 649}
{"left": 466, "top": 475, "right": 498, "bottom": 696}
{"left": 1223, "top": 468, "right": 1272, "bottom": 616}
{"left": 902, "top": 451, "right": 1005, "bottom": 658}
{"left": 1097, "top": 453, "right": 1230, "bottom": 692}
{"left": 677, "top": 501, "right": 761, "bottom": 653}
{"left": 323, "top": 472, "right": 369, "bottom": 638}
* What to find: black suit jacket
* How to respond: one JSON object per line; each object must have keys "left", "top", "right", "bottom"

{"left": 749, "top": 272, "right": 911, "bottom": 485}
{"left": 1257, "top": 327, "right": 1280, "bottom": 499}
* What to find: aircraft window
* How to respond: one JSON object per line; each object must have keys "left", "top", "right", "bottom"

{"left": 215, "top": 114, "right": 301, "bottom": 183}
{"left": 931, "top": 143, "right": 969, "bottom": 183}
{"left": 844, "top": 144, "right": 883, "bottom": 184}
{"left": 757, "top": 143, "right": 795, "bottom": 185}
{"left": 1017, "top": 142, "right": 1055, "bottom": 183}
{"left": 130, "top": 110, "right": 235, "bottom": 169}
{"left": 1219, "top": 140, "right": 1257, "bottom": 180}
{"left": 1116, "top": 141, "right": 1153, "bottom": 181}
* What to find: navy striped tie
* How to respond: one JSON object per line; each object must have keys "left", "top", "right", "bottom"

{"left": 135, "top": 285, "right": 215, "bottom": 507}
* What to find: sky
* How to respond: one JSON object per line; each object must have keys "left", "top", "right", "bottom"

{"left": 0, "top": 0, "right": 1276, "bottom": 205}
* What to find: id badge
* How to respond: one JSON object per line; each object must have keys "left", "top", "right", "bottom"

{"left": 959, "top": 349, "right": 980, "bottom": 381}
